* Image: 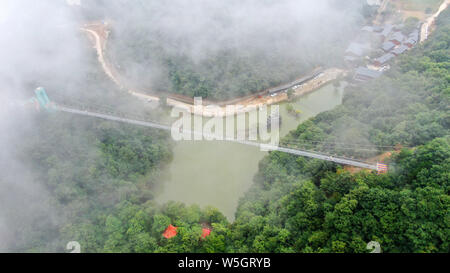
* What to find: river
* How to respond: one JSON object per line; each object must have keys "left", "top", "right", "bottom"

{"left": 155, "top": 82, "right": 346, "bottom": 220}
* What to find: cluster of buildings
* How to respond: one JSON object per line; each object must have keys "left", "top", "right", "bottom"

{"left": 374, "top": 24, "right": 420, "bottom": 66}
{"left": 345, "top": 22, "right": 422, "bottom": 82}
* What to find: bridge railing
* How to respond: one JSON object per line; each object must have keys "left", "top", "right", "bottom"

{"left": 48, "top": 97, "right": 380, "bottom": 171}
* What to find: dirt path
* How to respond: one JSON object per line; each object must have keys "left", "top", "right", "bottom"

{"left": 81, "top": 23, "right": 160, "bottom": 103}
{"left": 420, "top": 0, "right": 450, "bottom": 42}
{"left": 82, "top": 28, "right": 119, "bottom": 86}
{"left": 82, "top": 22, "right": 345, "bottom": 116}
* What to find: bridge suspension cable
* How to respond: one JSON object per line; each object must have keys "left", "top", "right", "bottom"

{"left": 281, "top": 141, "right": 381, "bottom": 153}
{"left": 53, "top": 102, "right": 379, "bottom": 170}
{"left": 281, "top": 139, "right": 409, "bottom": 149}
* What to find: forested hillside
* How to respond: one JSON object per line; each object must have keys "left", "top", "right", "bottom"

{"left": 9, "top": 3, "right": 448, "bottom": 254}
{"left": 3, "top": 31, "right": 179, "bottom": 252}
{"left": 88, "top": 0, "right": 367, "bottom": 100}
{"left": 18, "top": 114, "right": 174, "bottom": 252}
{"left": 230, "top": 9, "right": 450, "bottom": 253}
{"left": 67, "top": 7, "right": 448, "bottom": 253}
{"left": 86, "top": 7, "right": 449, "bottom": 253}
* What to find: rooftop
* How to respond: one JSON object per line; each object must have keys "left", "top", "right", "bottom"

{"left": 404, "top": 37, "right": 417, "bottom": 45}
{"left": 392, "top": 45, "right": 409, "bottom": 55}
{"left": 409, "top": 30, "right": 420, "bottom": 42}
{"left": 381, "top": 24, "right": 394, "bottom": 37}
{"left": 355, "top": 67, "right": 383, "bottom": 79}
{"left": 375, "top": 53, "right": 395, "bottom": 64}
{"left": 381, "top": 41, "right": 396, "bottom": 52}
{"left": 162, "top": 225, "right": 178, "bottom": 239}
{"left": 389, "top": 31, "right": 406, "bottom": 42}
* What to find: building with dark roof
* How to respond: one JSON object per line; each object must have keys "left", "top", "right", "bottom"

{"left": 354, "top": 67, "right": 383, "bottom": 81}
{"left": 404, "top": 37, "right": 417, "bottom": 48}
{"left": 392, "top": 45, "right": 409, "bottom": 56}
{"left": 381, "top": 41, "right": 396, "bottom": 52}
{"left": 381, "top": 24, "right": 394, "bottom": 39}
{"left": 374, "top": 53, "right": 395, "bottom": 66}
{"left": 409, "top": 30, "right": 420, "bottom": 42}
{"left": 402, "top": 29, "right": 420, "bottom": 48}
{"left": 389, "top": 32, "right": 406, "bottom": 45}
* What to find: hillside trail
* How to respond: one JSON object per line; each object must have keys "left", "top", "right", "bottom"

{"left": 81, "top": 23, "right": 160, "bottom": 103}
{"left": 420, "top": 0, "right": 450, "bottom": 42}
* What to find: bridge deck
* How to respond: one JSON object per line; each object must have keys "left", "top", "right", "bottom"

{"left": 57, "top": 105, "right": 379, "bottom": 170}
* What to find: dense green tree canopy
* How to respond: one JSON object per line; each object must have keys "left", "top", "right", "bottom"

{"left": 10, "top": 5, "right": 449, "bottom": 254}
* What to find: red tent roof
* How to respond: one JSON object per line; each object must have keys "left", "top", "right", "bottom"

{"left": 201, "top": 228, "right": 211, "bottom": 239}
{"left": 162, "top": 225, "right": 178, "bottom": 239}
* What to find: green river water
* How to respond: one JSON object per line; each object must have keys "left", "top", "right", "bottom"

{"left": 155, "top": 82, "right": 346, "bottom": 219}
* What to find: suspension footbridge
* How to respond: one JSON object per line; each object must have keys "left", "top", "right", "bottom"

{"left": 55, "top": 103, "right": 380, "bottom": 171}
{"left": 15, "top": 87, "right": 387, "bottom": 172}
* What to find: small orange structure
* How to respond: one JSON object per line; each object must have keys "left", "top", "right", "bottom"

{"left": 162, "top": 225, "right": 178, "bottom": 239}
{"left": 201, "top": 228, "right": 211, "bottom": 239}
